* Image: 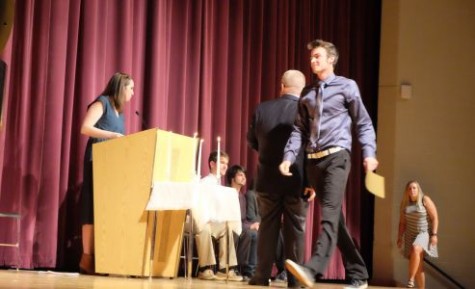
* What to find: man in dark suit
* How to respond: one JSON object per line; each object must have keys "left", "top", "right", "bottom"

{"left": 247, "top": 70, "right": 314, "bottom": 288}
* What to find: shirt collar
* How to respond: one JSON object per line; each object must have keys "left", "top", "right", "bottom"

{"left": 319, "top": 73, "right": 336, "bottom": 86}
{"left": 282, "top": 94, "right": 299, "bottom": 101}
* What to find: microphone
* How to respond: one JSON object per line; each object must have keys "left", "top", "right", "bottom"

{"left": 135, "top": 110, "right": 148, "bottom": 130}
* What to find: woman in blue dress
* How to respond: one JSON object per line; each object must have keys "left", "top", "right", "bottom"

{"left": 79, "top": 72, "right": 134, "bottom": 274}
{"left": 397, "top": 181, "right": 439, "bottom": 288}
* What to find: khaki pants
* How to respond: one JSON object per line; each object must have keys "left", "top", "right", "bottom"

{"left": 194, "top": 221, "right": 239, "bottom": 269}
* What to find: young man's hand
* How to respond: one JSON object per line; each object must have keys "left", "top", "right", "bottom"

{"left": 279, "top": 160, "right": 292, "bottom": 176}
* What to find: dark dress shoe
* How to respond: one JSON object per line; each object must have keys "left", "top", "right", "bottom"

{"left": 287, "top": 281, "right": 305, "bottom": 288}
{"left": 248, "top": 277, "right": 270, "bottom": 286}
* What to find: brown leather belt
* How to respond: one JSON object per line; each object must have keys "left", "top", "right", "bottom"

{"left": 307, "top": 147, "right": 342, "bottom": 159}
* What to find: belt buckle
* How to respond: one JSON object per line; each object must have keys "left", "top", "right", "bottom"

{"left": 308, "top": 147, "right": 341, "bottom": 159}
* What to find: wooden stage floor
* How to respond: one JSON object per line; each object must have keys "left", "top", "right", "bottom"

{"left": 0, "top": 269, "right": 403, "bottom": 289}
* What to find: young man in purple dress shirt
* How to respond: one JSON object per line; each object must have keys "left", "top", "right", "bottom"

{"left": 279, "top": 39, "right": 379, "bottom": 289}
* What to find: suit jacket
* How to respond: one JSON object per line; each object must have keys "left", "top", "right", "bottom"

{"left": 238, "top": 190, "right": 261, "bottom": 231}
{"left": 247, "top": 94, "right": 305, "bottom": 196}
{"left": 246, "top": 190, "right": 260, "bottom": 223}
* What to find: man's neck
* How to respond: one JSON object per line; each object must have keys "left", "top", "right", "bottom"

{"left": 281, "top": 88, "right": 300, "bottom": 97}
{"left": 231, "top": 184, "right": 242, "bottom": 193}
{"left": 316, "top": 69, "right": 334, "bottom": 81}
{"left": 205, "top": 173, "right": 220, "bottom": 184}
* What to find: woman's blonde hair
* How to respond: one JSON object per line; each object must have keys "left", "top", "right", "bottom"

{"left": 399, "top": 180, "right": 424, "bottom": 214}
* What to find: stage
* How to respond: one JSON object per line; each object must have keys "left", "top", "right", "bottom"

{"left": 0, "top": 269, "right": 403, "bottom": 289}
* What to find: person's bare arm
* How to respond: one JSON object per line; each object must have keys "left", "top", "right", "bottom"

{"left": 397, "top": 209, "right": 406, "bottom": 248}
{"left": 424, "top": 195, "right": 439, "bottom": 246}
{"left": 81, "top": 102, "right": 123, "bottom": 139}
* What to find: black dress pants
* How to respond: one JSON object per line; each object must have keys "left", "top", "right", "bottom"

{"left": 253, "top": 189, "right": 307, "bottom": 283}
{"left": 305, "top": 150, "right": 368, "bottom": 281}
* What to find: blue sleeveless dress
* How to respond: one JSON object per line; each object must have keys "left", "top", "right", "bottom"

{"left": 80, "top": 95, "right": 125, "bottom": 224}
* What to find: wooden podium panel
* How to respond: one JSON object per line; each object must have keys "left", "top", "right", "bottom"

{"left": 93, "top": 129, "right": 196, "bottom": 277}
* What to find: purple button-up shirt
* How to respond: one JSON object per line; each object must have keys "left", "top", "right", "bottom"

{"left": 283, "top": 74, "right": 376, "bottom": 163}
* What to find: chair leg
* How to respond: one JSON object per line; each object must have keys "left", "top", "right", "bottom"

{"left": 181, "top": 232, "right": 200, "bottom": 278}
{"left": 0, "top": 212, "right": 21, "bottom": 270}
{"left": 16, "top": 214, "right": 21, "bottom": 270}
{"left": 15, "top": 245, "right": 20, "bottom": 271}
{"left": 183, "top": 235, "right": 189, "bottom": 278}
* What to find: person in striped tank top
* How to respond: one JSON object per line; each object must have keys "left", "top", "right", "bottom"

{"left": 397, "top": 181, "right": 439, "bottom": 288}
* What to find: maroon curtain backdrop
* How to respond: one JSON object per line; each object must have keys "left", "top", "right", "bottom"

{"left": 0, "top": 0, "right": 381, "bottom": 279}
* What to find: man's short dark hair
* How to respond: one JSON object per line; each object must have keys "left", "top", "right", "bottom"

{"left": 225, "top": 165, "right": 246, "bottom": 186}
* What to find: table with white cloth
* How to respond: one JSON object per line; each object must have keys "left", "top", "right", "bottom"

{"left": 145, "top": 181, "right": 242, "bottom": 278}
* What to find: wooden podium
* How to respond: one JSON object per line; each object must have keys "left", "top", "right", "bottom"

{"left": 92, "top": 129, "right": 197, "bottom": 277}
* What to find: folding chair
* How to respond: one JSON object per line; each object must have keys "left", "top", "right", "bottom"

{"left": 0, "top": 212, "right": 21, "bottom": 269}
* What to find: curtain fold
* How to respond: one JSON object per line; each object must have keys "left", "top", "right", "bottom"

{"left": 0, "top": 0, "right": 380, "bottom": 279}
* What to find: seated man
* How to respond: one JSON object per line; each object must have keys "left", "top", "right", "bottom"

{"left": 191, "top": 151, "right": 242, "bottom": 281}
{"left": 225, "top": 165, "right": 259, "bottom": 281}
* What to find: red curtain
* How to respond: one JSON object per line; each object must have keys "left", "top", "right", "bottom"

{"left": 0, "top": 0, "right": 381, "bottom": 279}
